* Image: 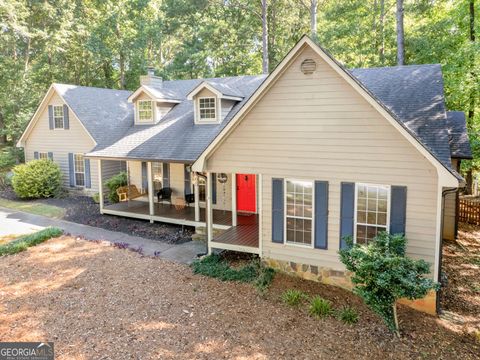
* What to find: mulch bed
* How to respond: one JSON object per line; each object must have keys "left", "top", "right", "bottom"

{"left": 0, "top": 236, "right": 478, "bottom": 359}
{"left": 441, "top": 222, "right": 480, "bottom": 336}
{"left": 0, "top": 188, "right": 192, "bottom": 244}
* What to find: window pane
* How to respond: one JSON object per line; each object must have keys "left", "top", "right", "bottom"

{"left": 357, "top": 211, "right": 366, "bottom": 223}
{"left": 367, "top": 212, "right": 376, "bottom": 224}
{"left": 367, "top": 226, "right": 377, "bottom": 240}
{"left": 378, "top": 199, "right": 387, "bottom": 212}
{"left": 358, "top": 185, "right": 367, "bottom": 197}
{"left": 368, "top": 186, "right": 377, "bottom": 198}
{"left": 286, "top": 204, "right": 295, "bottom": 216}
{"left": 287, "top": 230, "right": 294, "bottom": 242}
{"left": 356, "top": 184, "right": 390, "bottom": 244}
{"left": 285, "top": 180, "right": 313, "bottom": 246}
{"left": 357, "top": 197, "right": 366, "bottom": 211}
{"left": 377, "top": 213, "right": 387, "bottom": 226}
{"left": 368, "top": 199, "right": 377, "bottom": 211}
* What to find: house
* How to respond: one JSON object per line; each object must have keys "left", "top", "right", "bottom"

{"left": 18, "top": 36, "right": 472, "bottom": 315}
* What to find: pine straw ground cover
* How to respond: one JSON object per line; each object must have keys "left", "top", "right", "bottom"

{"left": 0, "top": 236, "right": 478, "bottom": 360}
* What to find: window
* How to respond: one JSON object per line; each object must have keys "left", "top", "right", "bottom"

{"left": 199, "top": 97, "right": 216, "bottom": 121}
{"left": 152, "top": 162, "right": 162, "bottom": 182}
{"left": 285, "top": 180, "right": 313, "bottom": 246}
{"left": 39, "top": 152, "right": 48, "bottom": 159}
{"left": 198, "top": 175, "right": 206, "bottom": 202}
{"left": 138, "top": 100, "right": 153, "bottom": 123}
{"left": 74, "top": 154, "right": 85, "bottom": 187}
{"left": 355, "top": 183, "right": 390, "bottom": 244}
{"left": 53, "top": 105, "right": 64, "bottom": 129}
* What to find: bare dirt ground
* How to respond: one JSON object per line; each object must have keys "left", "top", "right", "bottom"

{"left": 441, "top": 223, "right": 480, "bottom": 337}
{"left": 1, "top": 236, "right": 479, "bottom": 359}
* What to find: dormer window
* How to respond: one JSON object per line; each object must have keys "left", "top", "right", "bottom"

{"left": 138, "top": 100, "right": 153, "bottom": 123}
{"left": 199, "top": 97, "right": 216, "bottom": 121}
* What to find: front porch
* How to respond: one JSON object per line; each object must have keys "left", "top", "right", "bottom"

{"left": 211, "top": 214, "right": 259, "bottom": 254}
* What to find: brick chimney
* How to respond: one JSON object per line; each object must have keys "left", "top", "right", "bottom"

{"left": 140, "top": 67, "right": 163, "bottom": 88}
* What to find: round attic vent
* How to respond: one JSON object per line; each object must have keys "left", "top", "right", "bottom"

{"left": 301, "top": 58, "right": 316, "bottom": 74}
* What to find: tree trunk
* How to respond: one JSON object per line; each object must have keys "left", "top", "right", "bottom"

{"left": 0, "top": 112, "right": 7, "bottom": 146}
{"left": 468, "top": 0, "right": 476, "bottom": 129}
{"left": 396, "top": 0, "right": 405, "bottom": 65}
{"left": 261, "top": 0, "right": 269, "bottom": 74}
{"left": 379, "top": 0, "right": 385, "bottom": 65}
{"left": 119, "top": 52, "right": 126, "bottom": 89}
{"left": 310, "top": 0, "right": 318, "bottom": 41}
{"left": 393, "top": 303, "right": 400, "bottom": 337}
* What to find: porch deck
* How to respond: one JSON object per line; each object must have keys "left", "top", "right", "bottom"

{"left": 211, "top": 214, "right": 260, "bottom": 254}
{"left": 103, "top": 200, "right": 232, "bottom": 229}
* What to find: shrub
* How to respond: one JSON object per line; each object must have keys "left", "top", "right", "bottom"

{"left": 281, "top": 289, "right": 307, "bottom": 306}
{"left": 0, "top": 147, "right": 17, "bottom": 171}
{"left": 92, "top": 193, "right": 100, "bottom": 204}
{"left": 254, "top": 264, "right": 275, "bottom": 295}
{"left": 337, "top": 306, "right": 359, "bottom": 325}
{"left": 309, "top": 296, "right": 333, "bottom": 318}
{"left": 338, "top": 232, "right": 439, "bottom": 336}
{"left": 12, "top": 159, "right": 62, "bottom": 199}
{"left": 105, "top": 171, "right": 127, "bottom": 203}
{"left": 0, "top": 227, "right": 63, "bottom": 256}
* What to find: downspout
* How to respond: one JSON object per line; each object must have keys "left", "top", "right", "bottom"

{"left": 436, "top": 187, "right": 459, "bottom": 314}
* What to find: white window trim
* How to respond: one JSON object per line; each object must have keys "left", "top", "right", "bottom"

{"left": 137, "top": 100, "right": 154, "bottom": 124}
{"left": 197, "top": 97, "right": 218, "bottom": 123}
{"left": 38, "top": 152, "right": 48, "bottom": 159}
{"left": 353, "top": 182, "right": 391, "bottom": 244}
{"left": 283, "top": 178, "right": 315, "bottom": 249}
{"left": 74, "top": 153, "right": 85, "bottom": 188}
{"left": 53, "top": 105, "right": 64, "bottom": 130}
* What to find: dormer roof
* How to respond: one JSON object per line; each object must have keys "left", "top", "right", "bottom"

{"left": 186, "top": 81, "right": 244, "bottom": 101}
{"left": 128, "top": 85, "right": 183, "bottom": 103}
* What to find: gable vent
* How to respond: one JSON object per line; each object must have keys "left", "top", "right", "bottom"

{"left": 301, "top": 59, "right": 317, "bottom": 74}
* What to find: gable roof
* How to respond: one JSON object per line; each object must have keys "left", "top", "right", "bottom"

{"left": 446, "top": 111, "right": 472, "bottom": 159}
{"left": 186, "top": 81, "right": 244, "bottom": 101}
{"left": 191, "top": 36, "right": 460, "bottom": 186}
{"left": 54, "top": 84, "right": 134, "bottom": 148}
{"left": 87, "top": 75, "right": 266, "bottom": 161}
{"left": 127, "top": 85, "right": 183, "bottom": 103}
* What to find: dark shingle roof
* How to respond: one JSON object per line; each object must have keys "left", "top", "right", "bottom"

{"left": 55, "top": 84, "right": 133, "bottom": 147}
{"left": 76, "top": 64, "right": 466, "bottom": 177}
{"left": 446, "top": 111, "right": 472, "bottom": 159}
{"left": 87, "top": 75, "right": 266, "bottom": 162}
{"left": 350, "top": 64, "right": 452, "bottom": 169}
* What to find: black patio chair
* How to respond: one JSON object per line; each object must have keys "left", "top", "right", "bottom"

{"left": 157, "top": 187, "right": 172, "bottom": 203}
{"left": 185, "top": 193, "right": 195, "bottom": 207}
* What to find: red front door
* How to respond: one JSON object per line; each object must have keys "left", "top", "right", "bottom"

{"left": 236, "top": 174, "right": 256, "bottom": 213}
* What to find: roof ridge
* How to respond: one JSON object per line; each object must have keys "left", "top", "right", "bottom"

{"left": 54, "top": 83, "right": 133, "bottom": 93}
{"left": 350, "top": 63, "right": 440, "bottom": 71}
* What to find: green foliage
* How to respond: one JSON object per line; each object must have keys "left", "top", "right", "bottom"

{"left": 0, "top": 227, "right": 63, "bottom": 256}
{"left": 336, "top": 306, "right": 359, "bottom": 325}
{"left": 0, "top": 147, "right": 18, "bottom": 171}
{"left": 309, "top": 296, "right": 333, "bottom": 318}
{"left": 105, "top": 172, "right": 127, "bottom": 203}
{"left": 338, "top": 232, "right": 439, "bottom": 334}
{"left": 192, "top": 254, "right": 275, "bottom": 293}
{"left": 281, "top": 289, "right": 307, "bottom": 306}
{"left": 92, "top": 193, "right": 100, "bottom": 204}
{"left": 11, "top": 159, "right": 62, "bottom": 199}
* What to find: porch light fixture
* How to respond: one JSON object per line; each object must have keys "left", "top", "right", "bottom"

{"left": 217, "top": 173, "right": 228, "bottom": 184}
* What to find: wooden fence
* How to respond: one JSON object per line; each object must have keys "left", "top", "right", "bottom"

{"left": 459, "top": 198, "right": 480, "bottom": 226}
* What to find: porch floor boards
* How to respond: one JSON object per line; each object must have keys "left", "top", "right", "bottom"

{"left": 212, "top": 214, "right": 259, "bottom": 248}
{"left": 104, "top": 200, "right": 232, "bottom": 226}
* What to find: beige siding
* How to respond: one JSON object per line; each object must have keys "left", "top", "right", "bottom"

{"left": 127, "top": 161, "right": 144, "bottom": 191}
{"left": 206, "top": 46, "right": 439, "bottom": 275}
{"left": 24, "top": 92, "right": 98, "bottom": 192}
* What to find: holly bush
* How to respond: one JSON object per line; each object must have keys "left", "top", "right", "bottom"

{"left": 339, "top": 232, "right": 439, "bottom": 335}
{"left": 12, "top": 159, "right": 62, "bottom": 199}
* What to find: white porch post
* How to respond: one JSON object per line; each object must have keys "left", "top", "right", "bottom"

{"left": 206, "top": 172, "right": 213, "bottom": 254}
{"left": 97, "top": 160, "right": 104, "bottom": 214}
{"left": 147, "top": 161, "right": 154, "bottom": 223}
{"left": 194, "top": 174, "right": 200, "bottom": 222}
{"left": 231, "top": 173, "right": 237, "bottom": 226}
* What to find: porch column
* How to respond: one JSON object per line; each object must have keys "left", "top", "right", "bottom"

{"left": 194, "top": 174, "right": 200, "bottom": 222}
{"left": 97, "top": 159, "right": 104, "bottom": 214}
{"left": 206, "top": 172, "right": 213, "bottom": 254}
{"left": 231, "top": 173, "right": 237, "bottom": 226}
{"left": 147, "top": 161, "right": 154, "bottom": 222}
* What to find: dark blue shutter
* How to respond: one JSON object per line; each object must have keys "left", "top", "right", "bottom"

{"left": 339, "top": 182, "right": 355, "bottom": 249}
{"left": 390, "top": 186, "right": 407, "bottom": 235}
{"left": 63, "top": 104, "right": 69, "bottom": 129}
{"left": 141, "top": 162, "right": 148, "bottom": 190}
{"left": 162, "top": 163, "right": 169, "bottom": 187}
{"left": 314, "top": 181, "right": 328, "bottom": 249}
{"left": 48, "top": 105, "right": 53, "bottom": 129}
{"left": 212, "top": 173, "right": 217, "bottom": 204}
{"left": 184, "top": 164, "right": 191, "bottom": 195}
{"left": 68, "top": 153, "right": 75, "bottom": 187}
{"left": 85, "top": 159, "right": 91, "bottom": 188}
{"left": 272, "top": 178, "right": 284, "bottom": 243}
{"left": 34, "top": 151, "right": 39, "bottom": 160}
{"left": 48, "top": 152, "right": 53, "bottom": 160}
